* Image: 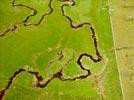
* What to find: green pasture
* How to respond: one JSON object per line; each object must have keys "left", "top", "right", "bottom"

{"left": 0, "top": 0, "right": 122, "bottom": 100}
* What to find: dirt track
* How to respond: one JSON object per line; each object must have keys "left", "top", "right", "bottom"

{"left": 109, "top": 0, "right": 134, "bottom": 99}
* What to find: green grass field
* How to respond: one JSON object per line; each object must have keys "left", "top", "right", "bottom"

{"left": 0, "top": 0, "right": 123, "bottom": 100}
